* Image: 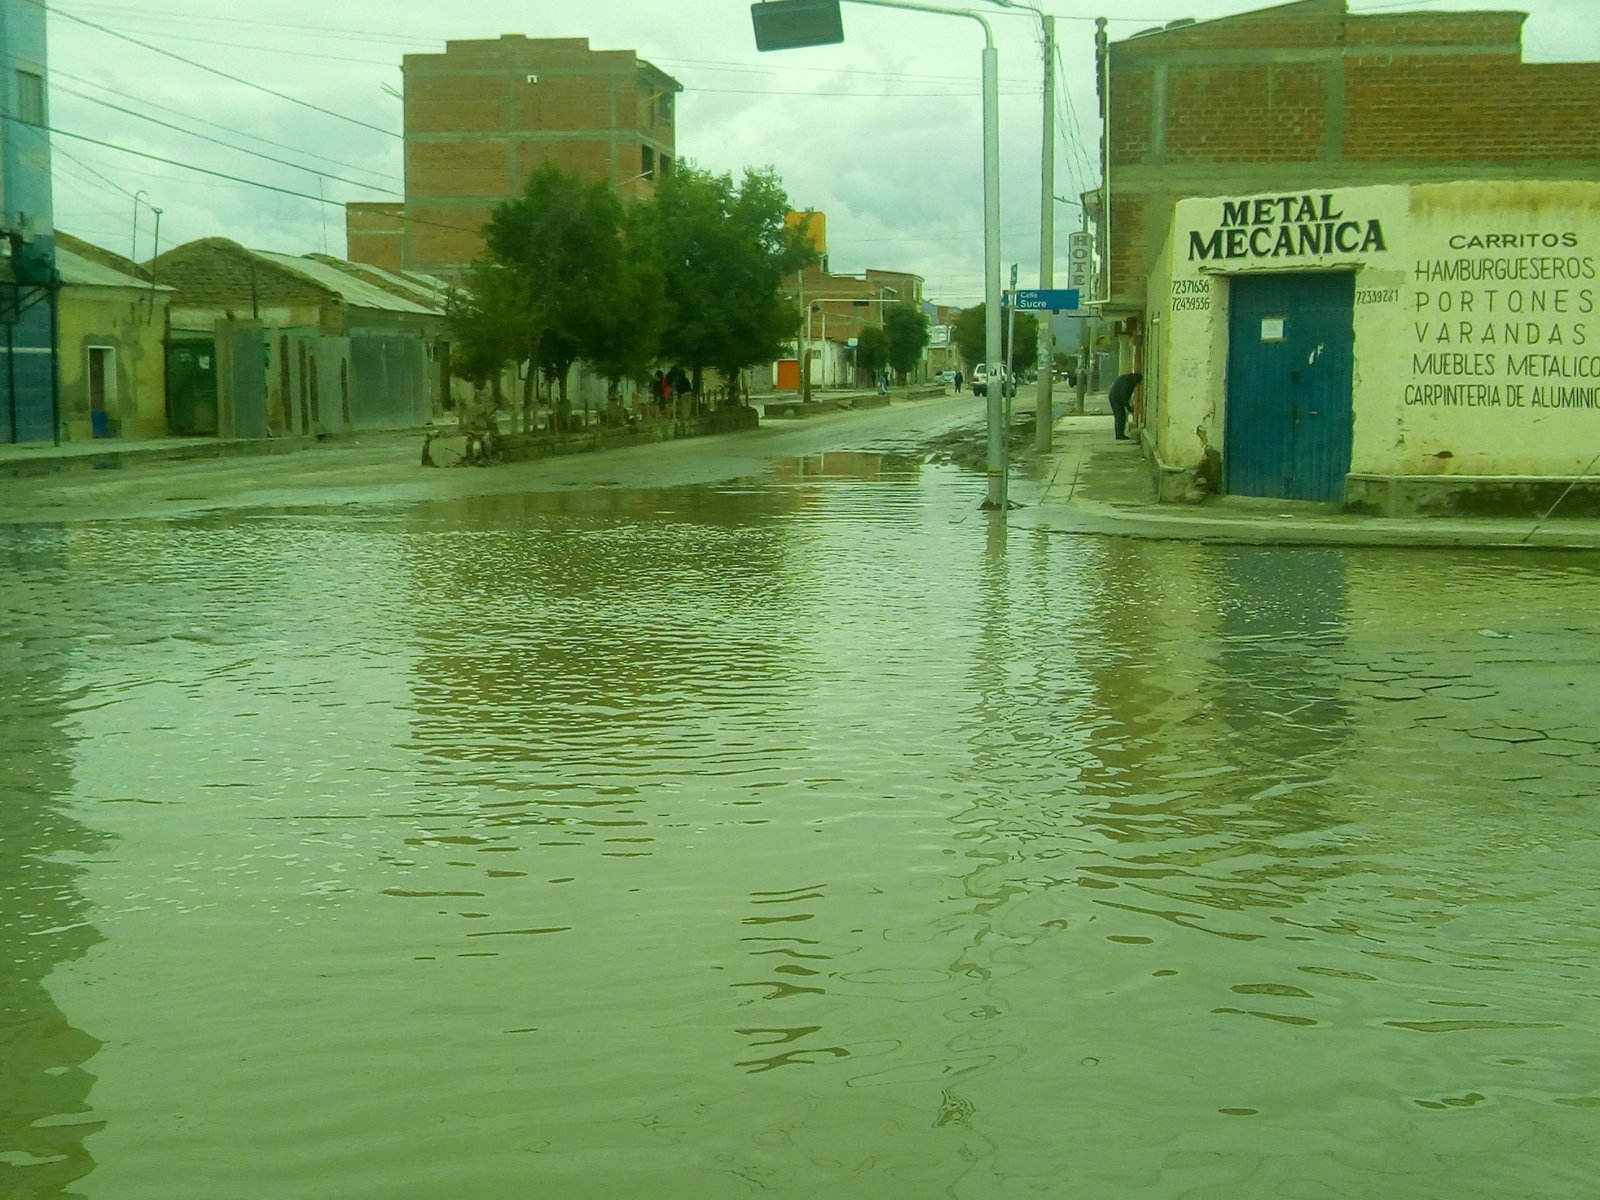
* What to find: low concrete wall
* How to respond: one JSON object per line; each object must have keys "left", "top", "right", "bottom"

{"left": 1345, "top": 473, "right": 1600, "bottom": 519}
{"left": 496, "top": 405, "right": 759, "bottom": 463}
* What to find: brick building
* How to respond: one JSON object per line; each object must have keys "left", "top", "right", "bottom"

{"left": 1096, "top": 0, "right": 1600, "bottom": 322}
{"left": 348, "top": 35, "right": 682, "bottom": 282}
{"left": 1098, "top": 1, "right": 1600, "bottom": 514}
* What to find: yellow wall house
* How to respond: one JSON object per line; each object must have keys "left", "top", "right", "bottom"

{"left": 54, "top": 232, "right": 172, "bottom": 440}
{"left": 1142, "top": 180, "right": 1600, "bottom": 516}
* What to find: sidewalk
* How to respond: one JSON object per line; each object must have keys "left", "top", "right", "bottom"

{"left": 0, "top": 386, "right": 948, "bottom": 477}
{"left": 8, "top": 398, "right": 1598, "bottom": 549}
{"left": 0, "top": 429, "right": 334, "bottom": 478}
{"left": 1014, "top": 408, "right": 1600, "bottom": 550}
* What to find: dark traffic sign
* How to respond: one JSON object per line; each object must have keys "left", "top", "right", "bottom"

{"left": 751, "top": 0, "right": 845, "bottom": 51}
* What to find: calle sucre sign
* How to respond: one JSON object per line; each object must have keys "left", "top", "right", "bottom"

{"left": 1188, "top": 193, "right": 1386, "bottom": 262}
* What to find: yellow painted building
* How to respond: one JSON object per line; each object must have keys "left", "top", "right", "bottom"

{"left": 54, "top": 233, "right": 172, "bottom": 440}
{"left": 1142, "top": 180, "right": 1600, "bottom": 515}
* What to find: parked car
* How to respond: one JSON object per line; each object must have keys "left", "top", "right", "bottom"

{"left": 935, "top": 369, "right": 958, "bottom": 384}
{"left": 971, "top": 364, "right": 1014, "bottom": 399}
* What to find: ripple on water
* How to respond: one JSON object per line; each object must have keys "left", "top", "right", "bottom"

{"left": 4, "top": 490, "right": 1599, "bottom": 1198}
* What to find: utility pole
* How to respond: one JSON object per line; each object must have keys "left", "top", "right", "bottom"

{"left": 798, "top": 273, "right": 810, "bottom": 404}
{"left": 1034, "top": 13, "right": 1056, "bottom": 453}
{"left": 754, "top": 0, "right": 1003, "bottom": 510}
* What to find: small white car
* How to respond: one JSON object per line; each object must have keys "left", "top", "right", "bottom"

{"left": 971, "top": 364, "right": 1013, "bottom": 399}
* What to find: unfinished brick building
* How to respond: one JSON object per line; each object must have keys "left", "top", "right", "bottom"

{"left": 1095, "top": 0, "right": 1600, "bottom": 323}
{"left": 347, "top": 35, "right": 681, "bottom": 282}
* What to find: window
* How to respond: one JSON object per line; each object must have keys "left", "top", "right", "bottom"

{"left": 658, "top": 154, "right": 672, "bottom": 180}
{"left": 640, "top": 145, "right": 655, "bottom": 179}
{"left": 16, "top": 70, "right": 45, "bottom": 125}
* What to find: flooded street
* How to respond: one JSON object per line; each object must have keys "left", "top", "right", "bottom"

{"left": 4, "top": 402, "right": 1598, "bottom": 1199}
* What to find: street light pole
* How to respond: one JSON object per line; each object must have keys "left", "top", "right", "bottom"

{"left": 131, "top": 190, "right": 149, "bottom": 264}
{"left": 1034, "top": 13, "right": 1055, "bottom": 453}
{"left": 827, "top": 0, "right": 1003, "bottom": 510}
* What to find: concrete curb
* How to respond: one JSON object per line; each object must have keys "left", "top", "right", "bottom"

{"left": 1014, "top": 415, "right": 1600, "bottom": 551}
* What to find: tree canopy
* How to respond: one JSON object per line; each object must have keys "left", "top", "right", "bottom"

{"left": 454, "top": 160, "right": 818, "bottom": 415}
{"left": 637, "top": 165, "right": 817, "bottom": 389}
{"left": 883, "top": 302, "right": 930, "bottom": 383}
{"left": 854, "top": 325, "right": 888, "bottom": 379}
{"left": 952, "top": 303, "right": 1038, "bottom": 374}
{"left": 478, "top": 161, "right": 625, "bottom": 428}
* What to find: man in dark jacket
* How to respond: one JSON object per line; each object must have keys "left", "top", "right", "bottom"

{"left": 1107, "top": 372, "right": 1142, "bottom": 441}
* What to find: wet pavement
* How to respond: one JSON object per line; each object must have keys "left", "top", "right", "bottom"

{"left": 2, "top": 394, "right": 1598, "bottom": 1199}
{"left": 8, "top": 387, "right": 1599, "bottom": 548}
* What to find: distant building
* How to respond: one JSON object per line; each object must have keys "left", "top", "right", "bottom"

{"left": 347, "top": 35, "right": 682, "bottom": 281}
{"left": 1096, "top": 0, "right": 1600, "bottom": 325}
{"left": 53, "top": 232, "right": 172, "bottom": 440}
{"left": 777, "top": 212, "right": 925, "bottom": 390}
{"left": 152, "top": 239, "right": 451, "bottom": 437}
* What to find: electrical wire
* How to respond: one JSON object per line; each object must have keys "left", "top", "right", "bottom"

{"left": 5, "top": 112, "right": 483, "bottom": 241}
{"left": 49, "top": 67, "right": 405, "bottom": 185}
{"left": 50, "top": 84, "right": 402, "bottom": 194}
{"left": 23, "top": 0, "right": 401, "bottom": 138}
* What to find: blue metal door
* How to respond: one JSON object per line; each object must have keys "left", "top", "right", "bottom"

{"left": 1224, "top": 272, "right": 1355, "bottom": 502}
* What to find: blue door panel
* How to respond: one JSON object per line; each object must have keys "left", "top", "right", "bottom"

{"left": 1224, "top": 272, "right": 1355, "bottom": 502}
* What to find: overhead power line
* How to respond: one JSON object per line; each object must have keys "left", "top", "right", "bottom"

{"left": 51, "top": 84, "right": 402, "bottom": 194}
{"left": 23, "top": 0, "right": 401, "bottom": 139}
{"left": 5, "top": 113, "right": 479, "bottom": 242}
{"left": 50, "top": 66, "right": 404, "bottom": 185}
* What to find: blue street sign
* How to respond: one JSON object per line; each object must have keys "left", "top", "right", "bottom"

{"left": 1006, "top": 288, "right": 1080, "bottom": 311}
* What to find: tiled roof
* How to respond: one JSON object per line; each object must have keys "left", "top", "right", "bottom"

{"left": 148, "top": 238, "right": 325, "bottom": 309}
{"left": 54, "top": 231, "right": 157, "bottom": 285}
{"left": 146, "top": 239, "right": 442, "bottom": 315}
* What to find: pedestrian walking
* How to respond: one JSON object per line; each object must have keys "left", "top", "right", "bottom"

{"left": 1107, "top": 371, "right": 1142, "bottom": 441}
{"left": 954, "top": 369, "right": 964, "bottom": 393}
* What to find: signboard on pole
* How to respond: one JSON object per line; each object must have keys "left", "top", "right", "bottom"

{"left": 1066, "top": 231, "right": 1093, "bottom": 292}
{"left": 751, "top": 0, "right": 844, "bottom": 51}
{"left": 1006, "top": 288, "right": 1080, "bottom": 312}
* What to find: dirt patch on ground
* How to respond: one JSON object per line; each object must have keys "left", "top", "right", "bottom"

{"left": 923, "top": 415, "right": 1038, "bottom": 472}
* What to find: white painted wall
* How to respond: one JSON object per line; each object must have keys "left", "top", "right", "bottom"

{"left": 1150, "top": 180, "right": 1600, "bottom": 483}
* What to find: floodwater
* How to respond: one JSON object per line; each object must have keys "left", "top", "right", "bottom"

{"left": 3, "top": 434, "right": 1599, "bottom": 1199}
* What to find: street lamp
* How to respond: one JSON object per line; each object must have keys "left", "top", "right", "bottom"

{"left": 801, "top": 291, "right": 882, "bottom": 392}
{"left": 131, "top": 189, "right": 149, "bottom": 264}
{"left": 752, "top": 0, "right": 1005, "bottom": 510}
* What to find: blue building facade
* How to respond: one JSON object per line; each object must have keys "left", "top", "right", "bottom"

{"left": 2, "top": 0, "right": 59, "bottom": 444}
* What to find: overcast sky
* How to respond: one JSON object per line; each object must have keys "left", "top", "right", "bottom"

{"left": 38, "top": 0, "right": 1595, "bottom": 308}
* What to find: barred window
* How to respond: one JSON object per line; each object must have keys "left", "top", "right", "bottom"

{"left": 16, "top": 70, "right": 45, "bottom": 125}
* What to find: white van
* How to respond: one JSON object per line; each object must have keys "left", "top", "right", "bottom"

{"left": 971, "top": 364, "right": 1012, "bottom": 399}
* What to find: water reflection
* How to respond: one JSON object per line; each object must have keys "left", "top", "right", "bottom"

{"left": 768, "top": 450, "right": 922, "bottom": 482}
{"left": 4, "top": 455, "right": 1599, "bottom": 1198}
{"left": 0, "top": 530, "right": 105, "bottom": 1197}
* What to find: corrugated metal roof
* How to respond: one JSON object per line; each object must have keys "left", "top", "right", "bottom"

{"left": 255, "top": 251, "right": 440, "bottom": 314}
{"left": 56, "top": 244, "right": 169, "bottom": 291}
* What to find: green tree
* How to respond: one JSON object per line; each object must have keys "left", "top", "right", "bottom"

{"left": 854, "top": 325, "right": 888, "bottom": 382}
{"left": 483, "top": 161, "right": 624, "bottom": 431}
{"left": 883, "top": 302, "right": 930, "bottom": 384}
{"left": 642, "top": 165, "right": 817, "bottom": 397}
{"left": 584, "top": 203, "right": 667, "bottom": 404}
{"left": 951, "top": 303, "right": 1038, "bottom": 375}
{"left": 446, "top": 260, "right": 528, "bottom": 425}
